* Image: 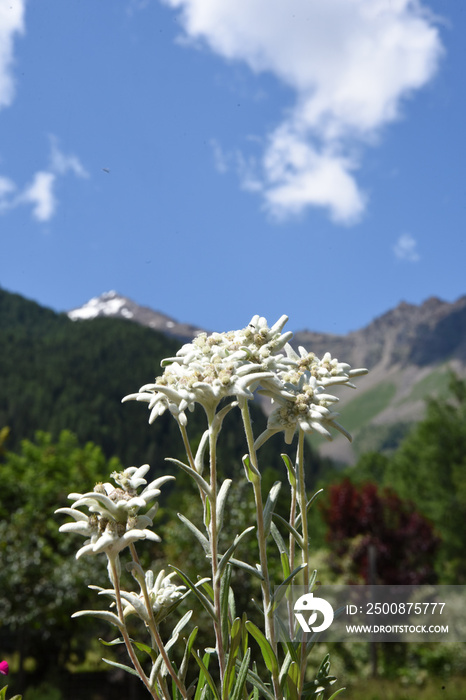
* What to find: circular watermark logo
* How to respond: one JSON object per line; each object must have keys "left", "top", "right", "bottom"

{"left": 294, "top": 592, "right": 334, "bottom": 633}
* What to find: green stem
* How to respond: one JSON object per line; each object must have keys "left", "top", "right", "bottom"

{"left": 179, "top": 421, "right": 196, "bottom": 471}
{"left": 178, "top": 419, "right": 206, "bottom": 509}
{"left": 208, "top": 415, "right": 226, "bottom": 687}
{"left": 288, "top": 472, "right": 298, "bottom": 636}
{"left": 296, "top": 428, "right": 310, "bottom": 696}
{"left": 109, "top": 555, "right": 162, "bottom": 700}
{"left": 297, "top": 429, "right": 309, "bottom": 588}
{"left": 240, "top": 399, "right": 282, "bottom": 700}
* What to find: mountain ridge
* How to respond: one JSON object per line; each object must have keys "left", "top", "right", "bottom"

{"left": 2, "top": 286, "right": 461, "bottom": 465}
{"left": 68, "top": 290, "right": 204, "bottom": 340}
{"left": 68, "top": 290, "right": 466, "bottom": 373}
{"left": 67, "top": 290, "right": 466, "bottom": 464}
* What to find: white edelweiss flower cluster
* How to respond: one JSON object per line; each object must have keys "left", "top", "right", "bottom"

{"left": 56, "top": 465, "right": 174, "bottom": 560}
{"left": 255, "top": 345, "right": 368, "bottom": 447}
{"left": 122, "top": 314, "right": 293, "bottom": 422}
{"left": 124, "top": 314, "right": 368, "bottom": 445}
{"left": 93, "top": 569, "right": 186, "bottom": 625}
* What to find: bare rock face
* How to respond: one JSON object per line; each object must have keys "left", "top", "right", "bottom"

{"left": 293, "top": 296, "right": 466, "bottom": 371}
{"left": 282, "top": 296, "right": 466, "bottom": 463}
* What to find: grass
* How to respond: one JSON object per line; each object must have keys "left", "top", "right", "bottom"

{"left": 397, "top": 366, "right": 452, "bottom": 406}
{"left": 335, "top": 382, "right": 397, "bottom": 434}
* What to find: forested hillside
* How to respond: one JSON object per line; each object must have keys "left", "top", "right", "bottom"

{"left": 0, "top": 287, "right": 183, "bottom": 468}
{"left": 0, "top": 288, "right": 329, "bottom": 481}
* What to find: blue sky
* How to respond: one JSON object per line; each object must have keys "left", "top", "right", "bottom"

{"left": 1, "top": 0, "right": 465, "bottom": 336}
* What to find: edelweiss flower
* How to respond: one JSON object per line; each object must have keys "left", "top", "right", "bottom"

{"left": 281, "top": 345, "right": 368, "bottom": 388}
{"left": 94, "top": 569, "right": 186, "bottom": 625}
{"left": 56, "top": 465, "right": 173, "bottom": 560}
{"left": 123, "top": 315, "right": 293, "bottom": 421}
{"left": 252, "top": 339, "right": 368, "bottom": 447}
{"left": 256, "top": 371, "right": 347, "bottom": 447}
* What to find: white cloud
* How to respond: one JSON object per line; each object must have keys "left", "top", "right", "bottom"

{"left": 19, "top": 171, "right": 56, "bottom": 222}
{"left": 0, "top": 6, "right": 89, "bottom": 224}
{"left": 393, "top": 232, "right": 420, "bottom": 261}
{"left": 164, "top": 0, "right": 443, "bottom": 223}
{"left": 49, "top": 136, "right": 89, "bottom": 179}
{"left": 0, "top": 175, "right": 15, "bottom": 197}
{"left": 0, "top": 138, "right": 88, "bottom": 222}
{"left": 0, "top": 0, "right": 25, "bottom": 110}
{"left": 210, "top": 138, "right": 229, "bottom": 173}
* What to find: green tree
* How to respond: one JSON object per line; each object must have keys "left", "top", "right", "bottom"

{"left": 0, "top": 431, "right": 122, "bottom": 690}
{"left": 358, "top": 373, "right": 466, "bottom": 582}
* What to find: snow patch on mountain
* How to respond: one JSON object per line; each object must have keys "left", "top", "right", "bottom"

{"left": 68, "top": 291, "right": 132, "bottom": 320}
{"left": 67, "top": 291, "right": 204, "bottom": 340}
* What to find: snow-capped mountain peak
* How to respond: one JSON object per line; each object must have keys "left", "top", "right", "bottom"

{"left": 68, "top": 291, "right": 203, "bottom": 340}
{"left": 68, "top": 291, "right": 133, "bottom": 320}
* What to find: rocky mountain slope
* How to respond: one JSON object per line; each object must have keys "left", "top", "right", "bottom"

{"left": 68, "top": 290, "right": 204, "bottom": 340}
{"left": 294, "top": 295, "right": 466, "bottom": 462}
{"left": 69, "top": 292, "right": 466, "bottom": 464}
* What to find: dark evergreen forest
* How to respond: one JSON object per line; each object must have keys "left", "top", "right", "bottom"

{"left": 0, "top": 288, "right": 331, "bottom": 481}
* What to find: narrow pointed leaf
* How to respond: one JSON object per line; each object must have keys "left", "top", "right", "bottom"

{"left": 169, "top": 566, "right": 217, "bottom": 621}
{"left": 191, "top": 650, "right": 220, "bottom": 700}
{"left": 270, "top": 522, "right": 290, "bottom": 579}
{"left": 194, "top": 430, "right": 209, "bottom": 474}
{"left": 201, "top": 580, "right": 214, "bottom": 601}
{"left": 269, "top": 563, "right": 308, "bottom": 612}
{"left": 230, "top": 648, "right": 251, "bottom": 700}
{"left": 287, "top": 660, "right": 299, "bottom": 686}
{"left": 245, "top": 621, "right": 279, "bottom": 677}
{"left": 223, "top": 617, "right": 244, "bottom": 699}
{"left": 285, "top": 675, "right": 299, "bottom": 700}
{"left": 242, "top": 665, "right": 274, "bottom": 700}
{"left": 99, "top": 637, "right": 124, "bottom": 647}
{"left": 229, "top": 557, "right": 264, "bottom": 580}
{"left": 241, "top": 612, "right": 249, "bottom": 658}
{"left": 100, "top": 636, "right": 156, "bottom": 661}
{"left": 152, "top": 610, "right": 195, "bottom": 678}
{"left": 178, "top": 513, "right": 210, "bottom": 555}
{"left": 228, "top": 585, "right": 236, "bottom": 622}
{"left": 278, "top": 651, "right": 293, "bottom": 686}
{"left": 242, "top": 454, "right": 260, "bottom": 482}
{"left": 166, "top": 457, "right": 212, "bottom": 498}
{"left": 220, "top": 564, "right": 232, "bottom": 650}
{"left": 102, "top": 658, "right": 139, "bottom": 677}
{"left": 172, "top": 610, "right": 193, "bottom": 637}
{"left": 285, "top": 641, "right": 300, "bottom": 665}
{"left": 152, "top": 627, "right": 183, "bottom": 678}
{"left": 72, "top": 609, "right": 124, "bottom": 631}
{"left": 280, "top": 552, "right": 291, "bottom": 581}
{"left": 272, "top": 513, "right": 304, "bottom": 549}
{"left": 204, "top": 494, "right": 211, "bottom": 530}
{"left": 133, "top": 640, "right": 157, "bottom": 660}
{"left": 281, "top": 454, "right": 296, "bottom": 488}
{"left": 179, "top": 626, "right": 198, "bottom": 683}
{"left": 218, "top": 527, "right": 255, "bottom": 576}
{"left": 295, "top": 489, "right": 324, "bottom": 528}
{"left": 216, "top": 479, "right": 232, "bottom": 531}
{"left": 270, "top": 521, "right": 288, "bottom": 558}
{"left": 263, "top": 481, "right": 282, "bottom": 537}
{"left": 328, "top": 689, "right": 346, "bottom": 699}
